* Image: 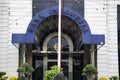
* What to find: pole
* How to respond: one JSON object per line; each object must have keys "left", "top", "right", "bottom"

{"left": 58, "top": 0, "right": 62, "bottom": 71}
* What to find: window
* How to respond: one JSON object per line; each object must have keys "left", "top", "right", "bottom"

{"left": 47, "top": 36, "right": 69, "bottom": 51}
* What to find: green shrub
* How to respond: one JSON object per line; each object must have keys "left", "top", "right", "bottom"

{"left": 82, "top": 64, "right": 98, "bottom": 76}
{"left": 17, "top": 63, "right": 34, "bottom": 80}
{"left": 111, "top": 76, "right": 119, "bottom": 80}
{"left": 0, "top": 72, "right": 6, "bottom": 78}
{"left": 0, "top": 71, "right": 6, "bottom": 80}
{"left": 44, "top": 65, "right": 60, "bottom": 80}
{"left": 17, "top": 76, "right": 25, "bottom": 80}
{"left": 1, "top": 75, "right": 8, "bottom": 80}
{"left": 82, "top": 64, "right": 98, "bottom": 80}
{"left": 17, "top": 63, "right": 34, "bottom": 77}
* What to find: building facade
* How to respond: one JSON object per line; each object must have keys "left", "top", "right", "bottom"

{"left": 0, "top": 0, "right": 120, "bottom": 80}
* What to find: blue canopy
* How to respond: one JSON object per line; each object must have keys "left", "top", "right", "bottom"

{"left": 12, "top": 6, "right": 105, "bottom": 45}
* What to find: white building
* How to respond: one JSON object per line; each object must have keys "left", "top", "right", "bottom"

{"left": 0, "top": 0, "right": 119, "bottom": 80}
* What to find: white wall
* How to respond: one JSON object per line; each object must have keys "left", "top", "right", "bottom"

{"left": 85, "top": 0, "right": 119, "bottom": 78}
{"left": 106, "top": 0, "right": 119, "bottom": 77}
{"left": 8, "top": 0, "right": 32, "bottom": 77}
{"left": 0, "top": 0, "right": 9, "bottom": 74}
{"left": 0, "top": 0, "right": 32, "bottom": 77}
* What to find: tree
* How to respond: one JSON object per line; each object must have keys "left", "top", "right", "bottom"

{"left": 44, "top": 65, "right": 60, "bottom": 80}
{"left": 82, "top": 64, "right": 98, "bottom": 80}
{"left": 0, "top": 72, "right": 6, "bottom": 80}
{"left": 17, "top": 63, "right": 34, "bottom": 80}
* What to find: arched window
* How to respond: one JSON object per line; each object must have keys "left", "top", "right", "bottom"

{"left": 47, "top": 36, "right": 69, "bottom": 51}
{"left": 43, "top": 32, "right": 73, "bottom": 51}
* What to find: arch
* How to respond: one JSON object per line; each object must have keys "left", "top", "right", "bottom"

{"left": 12, "top": 6, "right": 105, "bottom": 45}
{"left": 43, "top": 32, "right": 73, "bottom": 51}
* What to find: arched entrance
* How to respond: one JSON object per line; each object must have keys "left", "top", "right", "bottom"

{"left": 12, "top": 6, "right": 105, "bottom": 80}
{"left": 32, "top": 15, "right": 84, "bottom": 80}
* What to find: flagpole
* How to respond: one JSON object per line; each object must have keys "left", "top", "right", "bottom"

{"left": 58, "top": 0, "right": 62, "bottom": 71}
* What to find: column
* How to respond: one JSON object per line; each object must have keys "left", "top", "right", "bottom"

{"left": 43, "top": 53, "right": 48, "bottom": 78}
{"left": 26, "top": 44, "right": 32, "bottom": 65}
{"left": 90, "top": 45, "right": 95, "bottom": 66}
{"left": 68, "top": 53, "right": 73, "bottom": 80}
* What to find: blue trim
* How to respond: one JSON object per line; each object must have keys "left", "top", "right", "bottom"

{"left": 12, "top": 34, "right": 25, "bottom": 43}
{"left": 82, "top": 34, "right": 105, "bottom": 44}
{"left": 12, "top": 34, "right": 34, "bottom": 43}
{"left": 12, "top": 6, "right": 105, "bottom": 45}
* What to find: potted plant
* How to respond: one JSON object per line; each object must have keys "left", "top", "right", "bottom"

{"left": 82, "top": 64, "right": 98, "bottom": 80}
{"left": 0, "top": 71, "right": 6, "bottom": 80}
{"left": 17, "top": 63, "right": 35, "bottom": 80}
{"left": 111, "top": 76, "right": 119, "bottom": 80}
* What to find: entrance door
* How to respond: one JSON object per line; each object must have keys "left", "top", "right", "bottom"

{"left": 73, "top": 54, "right": 83, "bottom": 80}
{"left": 32, "top": 53, "right": 69, "bottom": 80}
{"left": 32, "top": 53, "right": 83, "bottom": 80}
{"left": 32, "top": 54, "right": 43, "bottom": 80}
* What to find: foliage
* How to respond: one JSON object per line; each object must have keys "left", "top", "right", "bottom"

{"left": 17, "top": 76, "right": 25, "bottom": 80}
{"left": 82, "top": 64, "right": 98, "bottom": 80}
{"left": 0, "top": 71, "right": 6, "bottom": 80}
{"left": 0, "top": 72, "right": 6, "bottom": 78}
{"left": 17, "top": 63, "right": 35, "bottom": 80}
{"left": 1, "top": 75, "right": 8, "bottom": 80}
{"left": 111, "top": 76, "right": 119, "bottom": 80}
{"left": 44, "top": 65, "right": 60, "bottom": 80}
{"left": 99, "top": 77, "right": 108, "bottom": 80}
{"left": 9, "top": 76, "right": 17, "bottom": 80}
{"left": 17, "top": 63, "right": 34, "bottom": 77}
{"left": 82, "top": 64, "right": 98, "bottom": 76}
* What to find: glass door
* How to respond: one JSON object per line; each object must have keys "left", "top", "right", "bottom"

{"left": 73, "top": 54, "right": 83, "bottom": 80}
{"left": 32, "top": 54, "right": 43, "bottom": 80}
{"left": 32, "top": 53, "right": 83, "bottom": 80}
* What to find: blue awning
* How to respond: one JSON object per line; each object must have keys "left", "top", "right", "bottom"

{"left": 12, "top": 34, "right": 34, "bottom": 43}
{"left": 12, "top": 6, "right": 105, "bottom": 45}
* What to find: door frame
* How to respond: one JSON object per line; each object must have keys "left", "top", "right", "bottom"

{"left": 42, "top": 32, "right": 73, "bottom": 80}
